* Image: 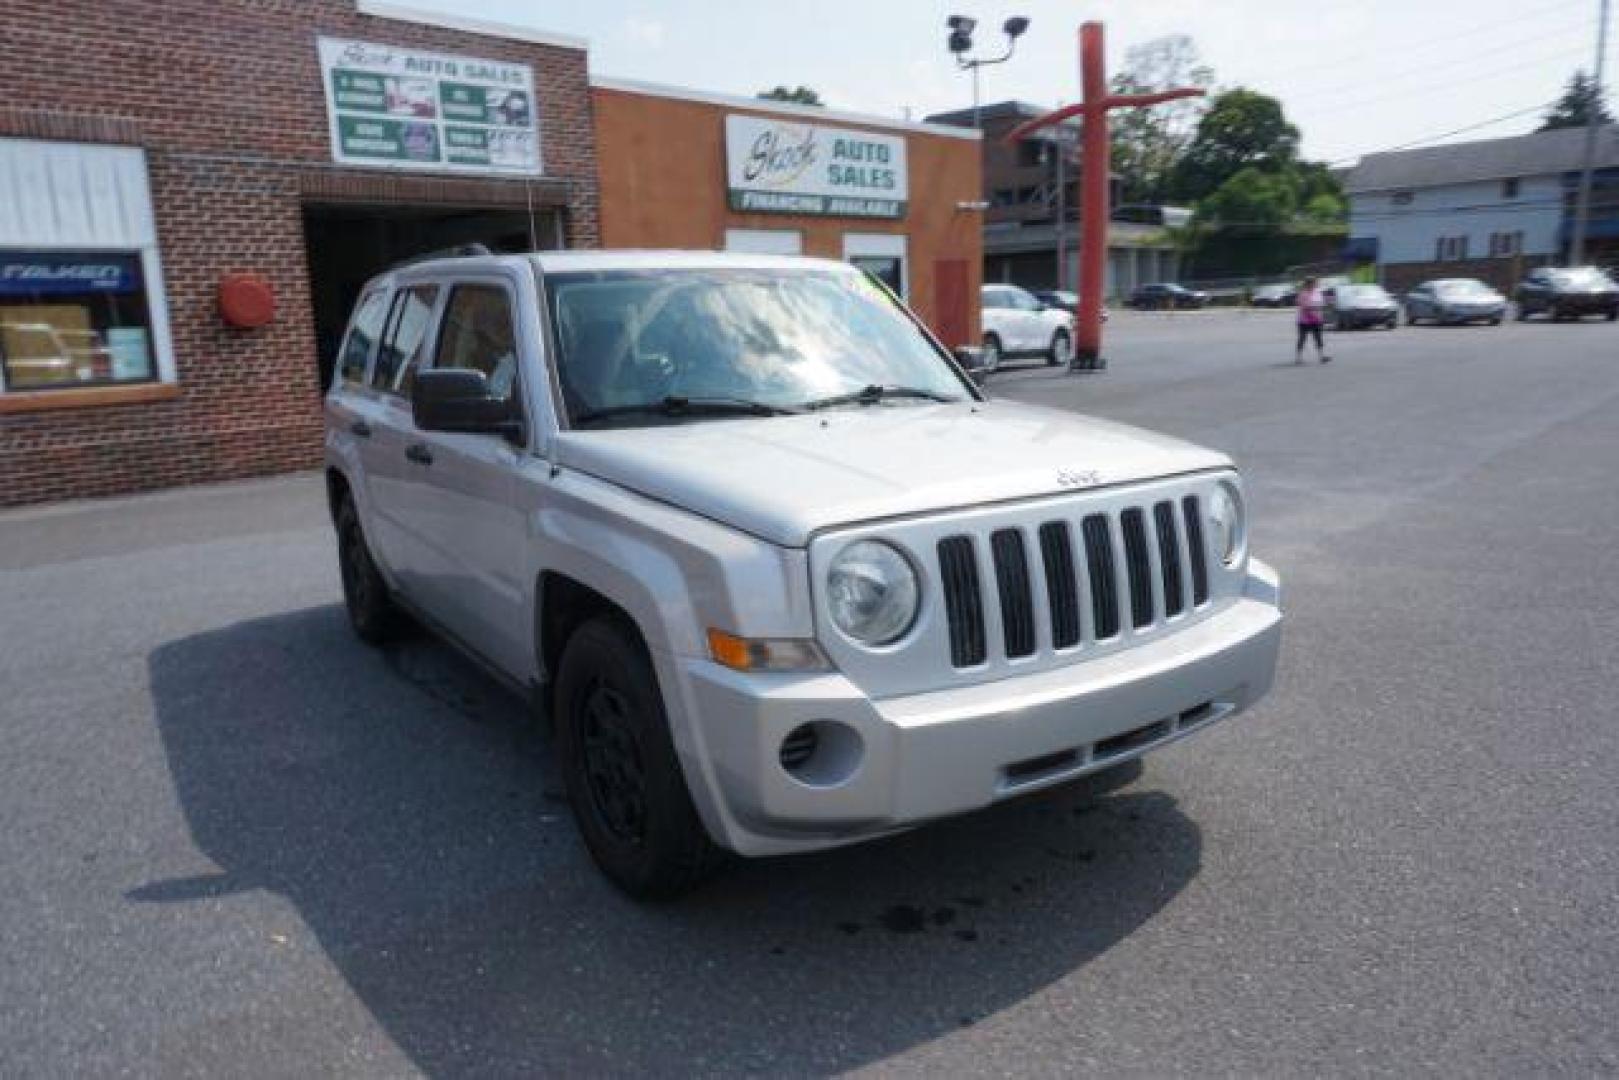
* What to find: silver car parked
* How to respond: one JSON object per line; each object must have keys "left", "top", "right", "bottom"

{"left": 1403, "top": 279, "right": 1506, "bottom": 326}
{"left": 323, "top": 250, "right": 1283, "bottom": 898}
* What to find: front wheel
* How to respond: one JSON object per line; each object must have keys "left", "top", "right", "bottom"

{"left": 554, "top": 617, "right": 720, "bottom": 899}
{"left": 1047, "top": 329, "right": 1073, "bottom": 366}
{"left": 1404, "top": 310, "right": 1420, "bottom": 326}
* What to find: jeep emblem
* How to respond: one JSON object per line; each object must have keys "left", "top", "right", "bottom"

{"left": 1057, "top": 468, "right": 1102, "bottom": 489}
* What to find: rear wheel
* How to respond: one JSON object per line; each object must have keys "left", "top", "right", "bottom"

{"left": 554, "top": 617, "right": 720, "bottom": 899}
{"left": 980, "top": 334, "right": 1002, "bottom": 373}
{"left": 336, "top": 495, "right": 402, "bottom": 645}
{"left": 1606, "top": 309, "right": 1617, "bottom": 322}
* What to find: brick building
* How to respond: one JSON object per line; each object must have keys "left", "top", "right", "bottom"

{"left": 0, "top": 1, "right": 598, "bottom": 507}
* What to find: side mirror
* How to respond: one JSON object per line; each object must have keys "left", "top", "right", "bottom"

{"left": 412, "top": 368, "right": 525, "bottom": 445}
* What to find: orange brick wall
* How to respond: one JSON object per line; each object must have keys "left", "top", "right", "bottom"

{"left": 592, "top": 88, "right": 982, "bottom": 346}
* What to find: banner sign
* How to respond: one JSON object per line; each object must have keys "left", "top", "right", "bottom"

{"left": 0, "top": 252, "right": 142, "bottom": 296}
{"left": 724, "top": 114, "right": 907, "bottom": 219}
{"left": 317, "top": 37, "right": 542, "bottom": 176}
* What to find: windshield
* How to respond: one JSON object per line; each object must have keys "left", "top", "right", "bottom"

{"left": 1550, "top": 268, "right": 1613, "bottom": 288}
{"left": 1337, "top": 285, "right": 1390, "bottom": 302}
{"left": 544, "top": 268, "right": 972, "bottom": 428}
{"left": 1435, "top": 280, "right": 1495, "bottom": 297}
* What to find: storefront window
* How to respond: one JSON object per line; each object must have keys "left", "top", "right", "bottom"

{"left": 851, "top": 255, "right": 903, "bottom": 297}
{"left": 0, "top": 251, "right": 157, "bottom": 391}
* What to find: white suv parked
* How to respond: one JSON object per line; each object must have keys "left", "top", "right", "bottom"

{"left": 980, "top": 283, "right": 1076, "bottom": 371}
{"left": 325, "top": 250, "right": 1282, "bottom": 898}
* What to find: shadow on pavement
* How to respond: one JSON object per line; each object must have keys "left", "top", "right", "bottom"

{"left": 141, "top": 605, "right": 1201, "bottom": 1074}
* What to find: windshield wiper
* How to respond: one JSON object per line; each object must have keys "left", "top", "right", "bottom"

{"left": 572, "top": 395, "right": 801, "bottom": 427}
{"left": 800, "top": 384, "right": 958, "bottom": 411}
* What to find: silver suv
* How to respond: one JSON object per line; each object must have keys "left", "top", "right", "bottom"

{"left": 324, "top": 251, "right": 1283, "bottom": 898}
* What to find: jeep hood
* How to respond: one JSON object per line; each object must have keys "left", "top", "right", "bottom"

{"left": 553, "top": 400, "right": 1230, "bottom": 547}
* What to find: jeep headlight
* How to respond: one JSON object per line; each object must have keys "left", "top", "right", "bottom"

{"left": 827, "top": 540, "right": 919, "bottom": 646}
{"left": 1208, "top": 482, "right": 1246, "bottom": 566}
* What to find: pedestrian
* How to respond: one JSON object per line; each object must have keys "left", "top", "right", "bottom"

{"left": 1295, "top": 277, "right": 1331, "bottom": 364}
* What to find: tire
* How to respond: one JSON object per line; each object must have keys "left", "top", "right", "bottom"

{"left": 1404, "top": 309, "right": 1419, "bottom": 327}
{"left": 981, "top": 334, "right": 1002, "bottom": 373}
{"left": 1606, "top": 309, "right": 1617, "bottom": 322}
{"left": 336, "top": 495, "right": 402, "bottom": 645}
{"left": 1515, "top": 305, "right": 1529, "bottom": 322}
{"left": 554, "top": 616, "right": 720, "bottom": 900}
{"left": 1047, "top": 329, "right": 1073, "bottom": 366}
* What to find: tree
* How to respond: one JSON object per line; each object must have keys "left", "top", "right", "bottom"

{"left": 1196, "top": 167, "right": 1298, "bottom": 232}
{"left": 1538, "top": 71, "right": 1613, "bottom": 131}
{"left": 758, "top": 86, "right": 822, "bottom": 106}
{"left": 1169, "top": 89, "right": 1299, "bottom": 203}
{"left": 1108, "top": 35, "right": 1215, "bottom": 206}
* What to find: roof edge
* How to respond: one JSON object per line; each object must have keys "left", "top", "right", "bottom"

{"left": 590, "top": 76, "right": 982, "bottom": 141}
{"left": 354, "top": 1, "right": 590, "bottom": 51}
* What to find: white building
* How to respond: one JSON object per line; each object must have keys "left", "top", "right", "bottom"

{"left": 1344, "top": 125, "right": 1619, "bottom": 291}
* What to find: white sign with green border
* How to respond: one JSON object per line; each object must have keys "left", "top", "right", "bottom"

{"left": 724, "top": 114, "right": 907, "bottom": 219}
{"left": 317, "top": 36, "right": 542, "bottom": 176}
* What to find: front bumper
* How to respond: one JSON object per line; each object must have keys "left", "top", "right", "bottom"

{"left": 1437, "top": 304, "right": 1505, "bottom": 322}
{"left": 1337, "top": 308, "right": 1396, "bottom": 327}
{"left": 676, "top": 561, "right": 1283, "bottom": 857}
{"left": 1551, "top": 293, "right": 1619, "bottom": 315}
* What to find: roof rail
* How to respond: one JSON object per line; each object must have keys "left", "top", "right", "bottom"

{"left": 394, "top": 242, "right": 494, "bottom": 269}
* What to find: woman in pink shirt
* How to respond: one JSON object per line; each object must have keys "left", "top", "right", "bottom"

{"left": 1295, "top": 277, "right": 1331, "bottom": 364}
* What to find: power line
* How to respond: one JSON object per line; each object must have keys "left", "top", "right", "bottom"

{"left": 1281, "top": 14, "right": 1598, "bottom": 106}
{"left": 1303, "top": 42, "right": 1592, "bottom": 118}
{"left": 1253, "top": 0, "right": 1592, "bottom": 84}
{"left": 1328, "top": 102, "right": 1559, "bottom": 166}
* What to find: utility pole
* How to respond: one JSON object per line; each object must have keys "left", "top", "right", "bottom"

{"left": 1570, "top": 0, "right": 1611, "bottom": 265}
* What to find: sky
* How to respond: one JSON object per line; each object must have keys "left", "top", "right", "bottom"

{"left": 419, "top": 0, "right": 1615, "bottom": 165}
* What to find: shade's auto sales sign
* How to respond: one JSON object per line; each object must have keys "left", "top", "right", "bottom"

{"left": 317, "top": 37, "right": 542, "bottom": 176}
{"left": 724, "top": 114, "right": 907, "bottom": 219}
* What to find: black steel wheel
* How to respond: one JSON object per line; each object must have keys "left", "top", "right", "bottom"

{"left": 336, "top": 495, "right": 401, "bottom": 644}
{"left": 554, "top": 616, "right": 720, "bottom": 899}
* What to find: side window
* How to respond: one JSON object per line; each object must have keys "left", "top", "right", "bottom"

{"left": 336, "top": 287, "right": 388, "bottom": 388}
{"left": 433, "top": 285, "right": 520, "bottom": 403}
{"left": 982, "top": 290, "right": 1004, "bottom": 310}
{"left": 372, "top": 285, "right": 440, "bottom": 396}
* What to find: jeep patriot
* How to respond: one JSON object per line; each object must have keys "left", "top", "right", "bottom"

{"left": 324, "top": 250, "right": 1282, "bottom": 897}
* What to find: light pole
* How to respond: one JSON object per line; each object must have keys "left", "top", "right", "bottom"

{"left": 1569, "top": 0, "right": 1611, "bottom": 265}
{"left": 947, "top": 15, "right": 1031, "bottom": 130}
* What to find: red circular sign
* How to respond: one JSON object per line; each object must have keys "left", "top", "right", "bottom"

{"left": 218, "top": 272, "right": 276, "bottom": 329}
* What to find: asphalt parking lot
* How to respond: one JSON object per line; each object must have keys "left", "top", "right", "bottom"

{"left": 3, "top": 308, "right": 1617, "bottom": 1076}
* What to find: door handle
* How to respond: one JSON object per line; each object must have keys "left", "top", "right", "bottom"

{"left": 405, "top": 443, "right": 434, "bottom": 466}
{"left": 350, "top": 419, "right": 372, "bottom": 439}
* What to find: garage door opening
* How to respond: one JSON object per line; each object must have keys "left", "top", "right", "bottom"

{"left": 302, "top": 202, "right": 561, "bottom": 391}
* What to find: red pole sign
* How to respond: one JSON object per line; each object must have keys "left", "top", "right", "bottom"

{"left": 1004, "top": 22, "right": 1204, "bottom": 370}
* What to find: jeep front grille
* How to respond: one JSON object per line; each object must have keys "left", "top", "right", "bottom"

{"left": 937, "top": 496, "right": 1210, "bottom": 668}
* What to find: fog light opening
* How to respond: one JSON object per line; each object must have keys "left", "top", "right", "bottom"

{"left": 778, "top": 721, "right": 864, "bottom": 788}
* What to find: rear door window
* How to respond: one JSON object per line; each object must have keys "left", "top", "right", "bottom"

{"left": 372, "top": 285, "right": 441, "bottom": 396}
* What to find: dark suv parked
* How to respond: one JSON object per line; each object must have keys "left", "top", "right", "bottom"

{"left": 1127, "top": 283, "right": 1209, "bottom": 310}
{"left": 1514, "top": 266, "right": 1619, "bottom": 321}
